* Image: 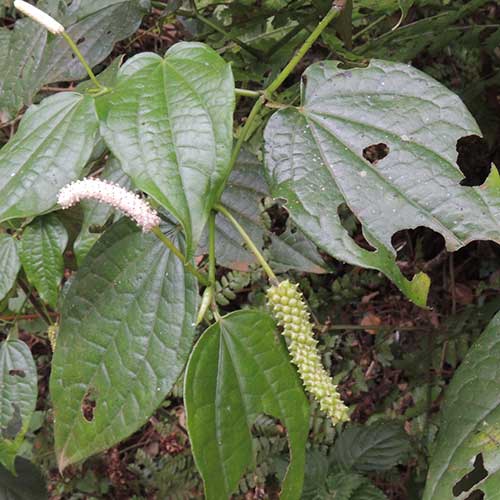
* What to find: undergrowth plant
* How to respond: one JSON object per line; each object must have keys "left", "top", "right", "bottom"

{"left": 0, "top": 1, "right": 499, "bottom": 499}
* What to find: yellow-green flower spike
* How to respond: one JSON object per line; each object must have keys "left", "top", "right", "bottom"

{"left": 48, "top": 323, "right": 58, "bottom": 352}
{"left": 267, "top": 280, "right": 349, "bottom": 425}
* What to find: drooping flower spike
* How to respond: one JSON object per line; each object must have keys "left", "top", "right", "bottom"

{"left": 57, "top": 178, "right": 161, "bottom": 232}
{"left": 267, "top": 280, "right": 349, "bottom": 425}
{"left": 14, "top": 0, "right": 65, "bottom": 35}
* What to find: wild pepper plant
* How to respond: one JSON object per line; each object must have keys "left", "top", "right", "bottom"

{"left": 0, "top": 1, "right": 499, "bottom": 499}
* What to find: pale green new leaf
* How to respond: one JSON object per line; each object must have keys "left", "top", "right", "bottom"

{"left": 101, "top": 42, "right": 235, "bottom": 256}
{"left": 264, "top": 60, "right": 500, "bottom": 307}
{"left": 184, "top": 310, "right": 310, "bottom": 500}
{"left": 0, "top": 234, "right": 21, "bottom": 302}
{"left": 0, "top": 92, "right": 99, "bottom": 222}
{"left": 19, "top": 214, "right": 68, "bottom": 308}
{"left": 0, "top": 339, "right": 38, "bottom": 473}
{"left": 50, "top": 219, "right": 198, "bottom": 470}
{"left": 423, "top": 311, "right": 500, "bottom": 500}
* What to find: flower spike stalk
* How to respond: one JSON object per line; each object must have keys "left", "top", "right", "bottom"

{"left": 58, "top": 178, "right": 161, "bottom": 232}
{"left": 14, "top": 0, "right": 65, "bottom": 35}
{"left": 267, "top": 280, "right": 349, "bottom": 425}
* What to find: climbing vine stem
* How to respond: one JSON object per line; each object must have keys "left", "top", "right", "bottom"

{"left": 214, "top": 204, "right": 278, "bottom": 285}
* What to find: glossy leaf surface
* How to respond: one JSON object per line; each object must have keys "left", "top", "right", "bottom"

{"left": 20, "top": 215, "right": 68, "bottom": 308}
{"left": 50, "top": 219, "right": 198, "bottom": 470}
{"left": 185, "top": 310, "right": 310, "bottom": 500}
{"left": 0, "top": 234, "right": 21, "bottom": 302}
{"left": 102, "top": 43, "right": 235, "bottom": 255}
{"left": 0, "top": 339, "right": 37, "bottom": 472}
{"left": 0, "top": 92, "right": 99, "bottom": 222}
{"left": 423, "top": 311, "right": 500, "bottom": 500}
{"left": 264, "top": 60, "right": 500, "bottom": 306}
{"left": 0, "top": 0, "right": 150, "bottom": 114}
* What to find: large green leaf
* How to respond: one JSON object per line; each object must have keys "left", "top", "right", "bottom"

{"left": 423, "top": 311, "right": 500, "bottom": 500}
{"left": 264, "top": 59, "right": 500, "bottom": 307}
{"left": 0, "top": 338, "right": 38, "bottom": 472}
{"left": 184, "top": 310, "right": 310, "bottom": 500}
{"left": 73, "top": 157, "right": 131, "bottom": 265}
{"left": 19, "top": 214, "right": 68, "bottom": 308}
{"left": 0, "top": 457, "right": 48, "bottom": 500}
{"left": 0, "top": 0, "right": 150, "bottom": 115}
{"left": 0, "top": 234, "right": 21, "bottom": 302}
{"left": 50, "top": 219, "right": 198, "bottom": 470}
{"left": 331, "top": 420, "right": 412, "bottom": 472}
{"left": 101, "top": 42, "right": 235, "bottom": 256}
{"left": 0, "top": 92, "right": 99, "bottom": 222}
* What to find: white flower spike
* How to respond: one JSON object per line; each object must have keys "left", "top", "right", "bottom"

{"left": 14, "top": 0, "right": 65, "bottom": 35}
{"left": 58, "top": 178, "right": 161, "bottom": 232}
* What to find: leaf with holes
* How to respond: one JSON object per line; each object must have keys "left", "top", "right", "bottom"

{"left": 19, "top": 214, "right": 68, "bottom": 309}
{"left": 101, "top": 43, "right": 235, "bottom": 256}
{"left": 184, "top": 310, "right": 310, "bottom": 500}
{"left": 423, "top": 311, "right": 500, "bottom": 500}
{"left": 50, "top": 219, "right": 198, "bottom": 470}
{"left": 0, "top": 92, "right": 99, "bottom": 222}
{"left": 0, "top": 0, "right": 150, "bottom": 115}
{"left": 331, "top": 420, "right": 412, "bottom": 472}
{"left": 0, "top": 234, "right": 21, "bottom": 302}
{"left": 0, "top": 339, "right": 38, "bottom": 473}
{"left": 74, "top": 157, "right": 131, "bottom": 265}
{"left": 264, "top": 59, "right": 500, "bottom": 307}
{"left": 0, "top": 457, "right": 48, "bottom": 500}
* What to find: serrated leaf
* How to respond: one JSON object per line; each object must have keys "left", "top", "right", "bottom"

{"left": 264, "top": 60, "right": 500, "bottom": 306}
{"left": 0, "top": 92, "right": 99, "bottom": 222}
{"left": 325, "top": 471, "right": 387, "bottom": 500}
{"left": 50, "top": 219, "right": 198, "bottom": 470}
{"left": 423, "top": 311, "right": 500, "bottom": 500}
{"left": 332, "top": 420, "right": 411, "bottom": 472}
{"left": 0, "top": 0, "right": 150, "bottom": 115}
{"left": 73, "top": 157, "right": 131, "bottom": 265}
{"left": 0, "top": 457, "right": 48, "bottom": 500}
{"left": 184, "top": 310, "right": 310, "bottom": 500}
{"left": 0, "top": 339, "right": 37, "bottom": 472}
{"left": 19, "top": 214, "right": 68, "bottom": 308}
{"left": 101, "top": 42, "right": 235, "bottom": 256}
{"left": 0, "top": 234, "right": 21, "bottom": 302}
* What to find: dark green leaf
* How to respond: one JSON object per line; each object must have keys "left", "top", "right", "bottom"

{"left": 325, "top": 471, "right": 387, "bottom": 500}
{"left": 423, "top": 311, "right": 500, "bottom": 500}
{"left": 264, "top": 60, "right": 500, "bottom": 306}
{"left": 50, "top": 219, "right": 198, "bottom": 470}
{"left": 184, "top": 310, "right": 310, "bottom": 500}
{"left": 0, "top": 92, "right": 99, "bottom": 222}
{"left": 0, "top": 457, "right": 48, "bottom": 500}
{"left": 332, "top": 420, "right": 412, "bottom": 472}
{"left": 19, "top": 214, "right": 68, "bottom": 308}
{"left": 0, "top": 339, "right": 37, "bottom": 472}
{"left": 0, "top": 234, "right": 21, "bottom": 302}
{"left": 199, "top": 149, "right": 268, "bottom": 269}
{"left": 73, "top": 157, "right": 131, "bottom": 265}
{"left": 101, "top": 42, "right": 235, "bottom": 255}
{"left": 0, "top": 0, "right": 150, "bottom": 114}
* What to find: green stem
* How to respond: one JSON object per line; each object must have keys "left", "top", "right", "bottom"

{"left": 234, "top": 88, "right": 261, "bottom": 98}
{"left": 264, "top": 4, "right": 342, "bottom": 97}
{"left": 227, "top": 3, "right": 342, "bottom": 175}
{"left": 208, "top": 212, "right": 217, "bottom": 286}
{"left": 152, "top": 227, "right": 210, "bottom": 286}
{"left": 214, "top": 204, "right": 278, "bottom": 284}
{"left": 62, "top": 32, "right": 103, "bottom": 89}
{"left": 17, "top": 279, "right": 52, "bottom": 326}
